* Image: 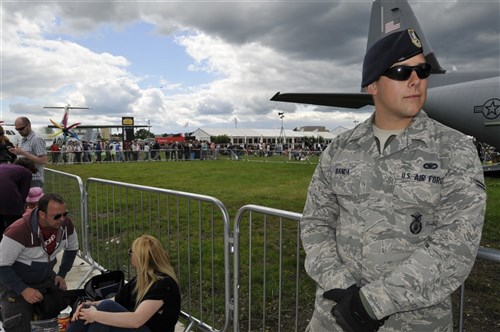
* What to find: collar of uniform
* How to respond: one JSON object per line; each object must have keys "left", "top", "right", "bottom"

{"left": 346, "top": 113, "right": 375, "bottom": 144}
{"left": 342, "top": 114, "right": 378, "bottom": 155}
{"left": 346, "top": 111, "right": 431, "bottom": 156}
{"left": 404, "top": 110, "right": 433, "bottom": 147}
{"left": 348, "top": 111, "right": 432, "bottom": 144}
{"left": 379, "top": 111, "right": 431, "bottom": 155}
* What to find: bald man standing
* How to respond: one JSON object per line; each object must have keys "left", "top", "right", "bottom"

{"left": 9, "top": 117, "right": 48, "bottom": 188}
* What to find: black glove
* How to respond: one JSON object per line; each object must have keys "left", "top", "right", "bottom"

{"left": 323, "top": 286, "right": 386, "bottom": 332}
{"left": 323, "top": 284, "right": 359, "bottom": 303}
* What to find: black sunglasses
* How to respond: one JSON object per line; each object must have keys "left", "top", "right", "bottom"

{"left": 15, "top": 124, "right": 28, "bottom": 132}
{"left": 50, "top": 211, "right": 69, "bottom": 220}
{"left": 383, "top": 63, "right": 431, "bottom": 81}
{"left": 128, "top": 248, "right": 133, "bottom": 255}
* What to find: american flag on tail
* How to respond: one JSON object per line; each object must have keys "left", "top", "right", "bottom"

{"left": 385, "top": 19, "right": 401, "bottom": 33}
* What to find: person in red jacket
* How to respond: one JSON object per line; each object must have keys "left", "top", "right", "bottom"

{"left": 0, "top": 193, "right": 79, "bottom": 331}
{"left": 0, "top": 158, "right": 38, "bottom": 241}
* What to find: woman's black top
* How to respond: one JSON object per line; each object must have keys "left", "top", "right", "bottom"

{"left": 115, "top": 274, "right": 181, "bottom": 332}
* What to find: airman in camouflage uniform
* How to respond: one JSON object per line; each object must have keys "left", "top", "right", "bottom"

{"left": 301, "top": 29, "right": 486, "bottom": 332}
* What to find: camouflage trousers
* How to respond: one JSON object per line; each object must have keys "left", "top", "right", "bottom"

{"left": 306, "top": 286, "right": 453, "bottom": 332}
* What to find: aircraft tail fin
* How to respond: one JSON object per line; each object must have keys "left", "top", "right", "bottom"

{"left": 367, "top": 0, "right": 445, "bottom": 74}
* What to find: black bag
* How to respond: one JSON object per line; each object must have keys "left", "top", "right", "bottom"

{"left": 84, "top": 270, "right": 125, "bottom": 301}
{"left": 70, "top": 270, "right": 125, "bottom": 315}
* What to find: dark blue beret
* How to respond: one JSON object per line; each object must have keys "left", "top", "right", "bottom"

{"left": 361, "top": 28, "right": 423, "bottom": 88}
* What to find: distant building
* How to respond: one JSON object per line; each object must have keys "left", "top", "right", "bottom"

{"left": 294, "top": 126, "right": 329, "bottom": 132}
{"left": 191, "top": 126, "right": 346, "bottom": 146}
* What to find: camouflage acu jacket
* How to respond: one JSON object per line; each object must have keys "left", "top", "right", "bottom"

{"left": 301, "top": 111, "right": 486, "bottom": 331}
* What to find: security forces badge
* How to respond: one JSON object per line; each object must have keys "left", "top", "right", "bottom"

{"left": 409, "top": 212, "right": 423, "bottom": 234}
{"left": 408, "top": 28, "right": 422, "bottom": 48}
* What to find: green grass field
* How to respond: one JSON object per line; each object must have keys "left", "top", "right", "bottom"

{"left": 48, "top": 158, "right": 500, "bottom": 331}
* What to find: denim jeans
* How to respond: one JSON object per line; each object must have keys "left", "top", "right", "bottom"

{"left": 67, "top": 300, "right": 151, "bottom": 332}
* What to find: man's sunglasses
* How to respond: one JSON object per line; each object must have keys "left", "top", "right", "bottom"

{"left": 50, "top": 211, "right": 69, "bottom": 220}
{"left": 15, "top": 124, "right": 28, "bottom": 132}
{"left": 383, "top": 63, "right": 431, "bottom": 81}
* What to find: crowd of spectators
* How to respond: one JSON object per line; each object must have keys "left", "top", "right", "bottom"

{"left": 46, "top": 139, "right": 326, "bottom": 164}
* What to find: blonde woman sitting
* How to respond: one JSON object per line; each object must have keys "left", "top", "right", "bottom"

{"left": 68, "top": 235, "right": 181, "bottom": 332}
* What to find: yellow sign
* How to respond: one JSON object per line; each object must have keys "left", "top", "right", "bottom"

{"left": 122, "top": 117, "right": 134, "bottom": 126}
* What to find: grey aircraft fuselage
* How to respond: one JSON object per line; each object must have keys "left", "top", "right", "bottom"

{"left": 270, "top": 0, "right": 500, "bottom": 151}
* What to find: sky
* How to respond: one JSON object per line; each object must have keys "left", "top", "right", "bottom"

{"left": 1, "top": 0, "right": 499, "bottom": 135}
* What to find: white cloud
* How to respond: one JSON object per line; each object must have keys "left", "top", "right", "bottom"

{"left": 1, "top": 1, "right": 497, "bottom": 134}
{"left": 2, "top": 9, "right": 131, "bottom": 100}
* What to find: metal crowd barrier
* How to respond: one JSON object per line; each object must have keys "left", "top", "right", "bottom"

{"left": 232, "top": 205, "right": 500, "bottom": 332}
{"left": 233, "top": 205, "right": 311, "bottom": 332}
{"left": 45, "top": 169, "right": 500, "bottom": 332}
{"left": 84, "top": 177, "right": 231, "bottom": 332}
{"left": 46, "top": 169, "right": 231, "bottom": 332}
